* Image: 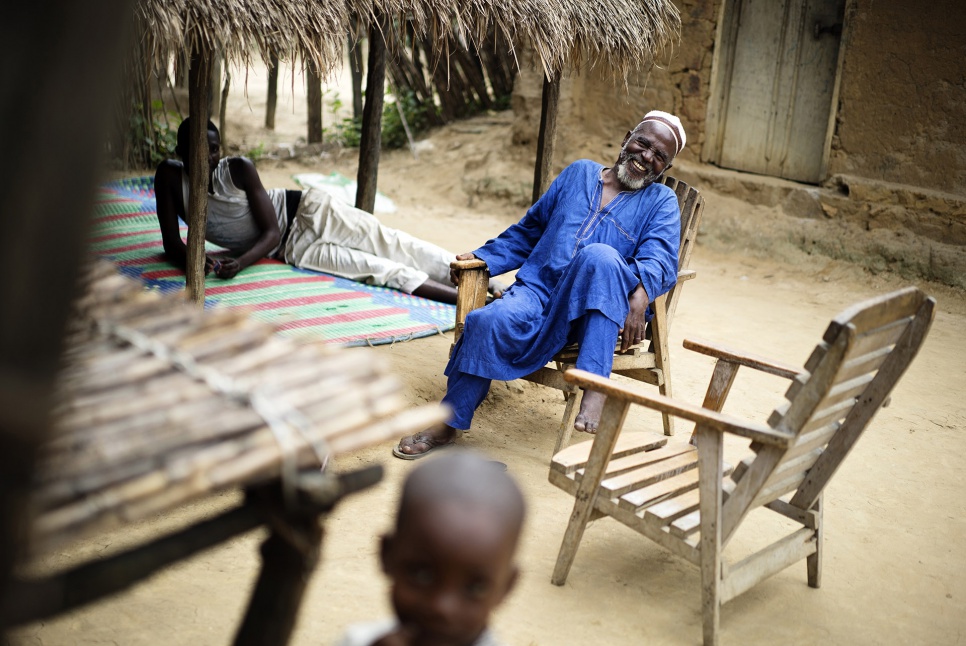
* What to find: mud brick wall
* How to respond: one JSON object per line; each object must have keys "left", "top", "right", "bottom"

{"left": 830, "top": 0, "right": 966, "bottom": 197}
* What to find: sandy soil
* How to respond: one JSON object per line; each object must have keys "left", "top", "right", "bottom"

{"left": 10, "top": 63, "right": 966, "bottom": 645}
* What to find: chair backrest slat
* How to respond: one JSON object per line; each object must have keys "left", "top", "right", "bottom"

{"left": 722, "top": 288, "right": 934, "bottom": 543}
{"left": 833, "top": 345, "right": 893, "bottom": 385}
{"left": 659, "top": 175, "right": 704, "bottom": 323}
{"left": 790, "top": 294, "right": 934, "bottom": 508}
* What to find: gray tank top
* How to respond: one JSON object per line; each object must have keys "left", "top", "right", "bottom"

{"left": 181, "top": 157, "right": 287, "bottom": 255}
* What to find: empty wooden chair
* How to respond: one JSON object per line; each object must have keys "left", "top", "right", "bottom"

{"left": 548, "top": 287, "right": 935, "bottom": 646}
{"left": 451, "top": 175, "right": 704, "bottom": 453}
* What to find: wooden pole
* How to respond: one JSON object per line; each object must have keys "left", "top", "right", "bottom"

{"left": 532, "top": 73, "right": 561, "bottom": 204}
{"left": 4, "top": 505, "right": 261, "bottom": 626}
{"left": 186, "top": 49, "right": 211, "bottom": 306}
{"left": 219, "top": 68, "right": 231, "bottom": 143}
{"left": 232, "top": 467, "right": 382, "bottom": 645}
{"left": 355, "top": 14, "right": 387, "bottom": 213}
{"left": 306, "top": 62, "right": 323, "bottom": 144}
{"left": 209, "top": 51, "right": 222, "bottom": 118}
{"left": 233, "top": 519, "right": 322, "bottom": 646}
{"left": 348, "top": 31, "right": 364, "bottom": 121}
{"left": 265, "top": 53, "right": 279, "bottom": 130}
{"left": 0, "top": 0, "right": 133, "bottom": 628}
{"left": 174, "top": 52, "right": 188, "bottom": 88}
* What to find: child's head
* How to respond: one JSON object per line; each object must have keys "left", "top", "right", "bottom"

{"left": 381, "top": 452, "right": 525, "bottom": 646}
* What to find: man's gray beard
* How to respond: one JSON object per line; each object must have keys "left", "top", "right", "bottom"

{"left": 615, "top": 159, "right": 660, "bottom": 191}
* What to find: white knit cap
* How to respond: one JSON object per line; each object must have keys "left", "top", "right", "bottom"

{"left": 636, "top": 110, "right": 686, "bottom": 156}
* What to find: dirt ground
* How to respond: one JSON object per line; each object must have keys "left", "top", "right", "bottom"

{"left": 10, "top": 63, "right": 966, "bottom": 645}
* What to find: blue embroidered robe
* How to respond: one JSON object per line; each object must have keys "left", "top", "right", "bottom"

{"left": 446, "top": 159, "right": 680, "bottom": 382}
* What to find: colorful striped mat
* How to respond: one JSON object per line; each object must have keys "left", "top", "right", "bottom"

{"left": 92, "top": 177, "right": 456, "bottom": 347}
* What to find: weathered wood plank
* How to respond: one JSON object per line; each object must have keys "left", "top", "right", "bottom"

{"left": 698, "top": 425, "right": 725, "bottom": 646}
{"left": 598, "top": 450, "right": 698, "bottom": 496}
{"left": 551, "top": 397, "right": 630, "bottom": 585}
{"left": 586, "top": 443, "right": 694, "bottom": 481}
{"left": 564, "top": 370, "right": 792, "bottom": 448}
{"left": 644, "top": 488, "right": 701, "bottom": 524}
{"left": 551, "top": 432, "right": 667, "bottom": 475}
{"left": 791, "top": 297, "right": 935, "bottom": 508}
{"left": 684, "top": 338, "right": 804, "bottom": 380}
{"left": 720, "top": 527, "right": 816, "bottom": 604}
{"left": 619, "top": 466, "right": 708, "bottom": 512}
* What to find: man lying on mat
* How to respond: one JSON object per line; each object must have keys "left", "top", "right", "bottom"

{"left": 394, "top": 112, "right": 684, "bottom": 458}
{"left": 154, "top": 118, "right": 503, "bottom": 305}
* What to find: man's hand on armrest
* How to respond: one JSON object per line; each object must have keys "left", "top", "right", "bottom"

{"left": 450, "top": 252, "right": 481, "bottom": 285}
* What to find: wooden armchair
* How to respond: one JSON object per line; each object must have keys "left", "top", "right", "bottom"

{"left": 548, "top": 287, "right": 935, "bottom": 646}
{"left": 451, "top": 176, "right": 705, "bottom": 454}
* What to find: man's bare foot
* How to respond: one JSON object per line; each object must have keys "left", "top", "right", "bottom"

{"left": 393, "top": 425, "right": 459, "bottom": 460}
{"left": 574, "top": 390, "right": 607, "bottom": 434}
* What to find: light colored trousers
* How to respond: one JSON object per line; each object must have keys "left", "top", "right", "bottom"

{"left": 281, "top": 188, "right": 453, "bottom": 293}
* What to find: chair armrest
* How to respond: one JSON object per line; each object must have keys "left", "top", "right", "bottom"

{"left": 450, "top": 259, "right": 488, "bottom": 271}
{"left": 677, "top": 269, "right": 697, "bottom": 282}
{"left": 683, "top": 337, "right": 803, "bottom": 380}
{"left": 564, "top": 368, "right": 793, "bottom": 448}
{"left": 451, "top": 259, "right": 490, "bottom": 343}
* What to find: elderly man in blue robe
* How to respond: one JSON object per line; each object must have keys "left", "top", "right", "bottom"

{"left": 394, "top": 111, "right": 686, "bottom": 459}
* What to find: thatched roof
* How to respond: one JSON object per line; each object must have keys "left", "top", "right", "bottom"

{"left": 137, "top": 0, "right": 680, "bottom": 81}
{"left": 557, "top": 0, "right": 682, "bottom": 79}
{"left": 137, "top": 0, "right": 350, "bottom": 76}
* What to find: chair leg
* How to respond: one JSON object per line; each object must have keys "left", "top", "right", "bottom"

{"left": 651, "top": 294, "right": 674, "bottom": 436}
{"left": 807, "top": 495, "right": 823, "bottom": 588}
{"left": 233, "top": 516, "right": 322, "bottom": 646}
{"left": 552, "top": 388, "right": 582, "bottom": 455}
{"left": 697, "top": 426, "right": 724, "bottom": 646}
{"left": 657, "top": 365, "right": 674, "bottom": 436}
{"left": 702, "top": 566, "right": 721, "bottom": 646}
{"left": 551, "top": 398, "right": 629, "bottom": 586}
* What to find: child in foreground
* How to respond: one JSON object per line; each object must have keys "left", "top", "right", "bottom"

{"left": 337, "top": 452, "right": 526, "bottom": 646}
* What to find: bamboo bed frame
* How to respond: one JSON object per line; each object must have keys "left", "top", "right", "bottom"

{"left": 4, "top": 261, "right": 445, "bottom": 644}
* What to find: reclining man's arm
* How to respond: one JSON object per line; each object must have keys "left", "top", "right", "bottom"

{"left": 211, "top": 158, "right": 282, "bottom": 279}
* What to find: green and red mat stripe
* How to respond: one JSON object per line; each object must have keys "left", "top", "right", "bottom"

{"left": 92, "top": 177, "right": 456, "bottom": 346}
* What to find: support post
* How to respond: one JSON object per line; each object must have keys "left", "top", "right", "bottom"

{"left": 209, "top": 51, "right": 222, "bottom": 118}
{"left": 219, "top": 67, "right": 231, "bottom": 141}
{"left": 356, "top": 14, "right": 387, "bottom": 213}
{"left": 265, "top": 53, "right": 279, "bottom": 130}
{"left": 348, "top": 29, "right": 364, "bottom": 121}
{"left": 531, "top": 73, "right": 561, "bottom": 205}
{"left": 306, "top": 61, "right": 323, "bottom": 144}
{"left": 232, "top": 518, "right": 322, "bottom": 646}
{"left": 186, "top": 49, "right": 211, "bottom": 306}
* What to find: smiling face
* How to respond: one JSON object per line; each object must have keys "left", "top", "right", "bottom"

{"left": 381, "top": 499, "right": 520, "bottom": 646}
{"left": 613, "top": 121, "right": 676, "bottom": 190}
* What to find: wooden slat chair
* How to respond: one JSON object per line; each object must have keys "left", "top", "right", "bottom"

{"left": 548, "top": 287, "right": 935, "bottom": 646}
{"left": 451, "top": 176, "right": 705, "bottom": 454}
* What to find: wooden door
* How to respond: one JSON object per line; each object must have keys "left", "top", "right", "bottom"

{"left": 706, "top": 0, "right": 846, "bottom": 183}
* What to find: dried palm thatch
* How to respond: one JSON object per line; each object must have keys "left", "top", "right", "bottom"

{"left": 556, "top": 0, "right": 682, "bottom": 79}
{"left": 136, "top": 0, "right": 350, "bottom": 77}
{"left": 28, "top": 261, "right": 446, "bottom": 556}
{"left": 352, "top": 0, "right": 681, "bottom": 81}
{"left": 136, "top": 0, "right": 679, "bottom": 82}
